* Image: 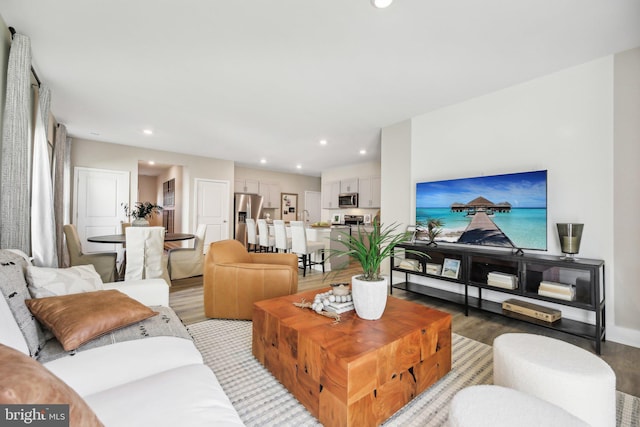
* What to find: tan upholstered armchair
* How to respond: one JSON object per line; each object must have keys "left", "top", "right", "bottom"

{"left": 63, "top": 224, "right": 117, "bottom": 283}
{"left": 204, "top": 239, "right": 298, "bottom": 320}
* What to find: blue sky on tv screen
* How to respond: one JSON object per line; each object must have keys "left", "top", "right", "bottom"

{"left": 416, "top": 170, "right": 547, "bottom": 208}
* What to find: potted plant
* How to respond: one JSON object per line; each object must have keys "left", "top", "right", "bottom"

{"left": 329, "top": 221, "right": 426, "bottom": 320}
{"left": 122, "top": 202, "right": 163, "bottom": 226}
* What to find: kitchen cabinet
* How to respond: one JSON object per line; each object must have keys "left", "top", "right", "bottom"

{"left": 259, "top": 182, "right": 281, "bottom": 209}
{"left": 340, "top": 177, "right": 358, "bottom": 193}
{"left": 235, "top": 179, "right": 259, "bottom": 194}
{"left": 322, "top": 181, "right": 340, "bottom": 209}
{"left": 358, "top": 176, "right": 381, "bottom": 208}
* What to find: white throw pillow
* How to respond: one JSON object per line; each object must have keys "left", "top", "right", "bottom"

{"left": 26, "top": 265, "right": 104, "bottom": 299}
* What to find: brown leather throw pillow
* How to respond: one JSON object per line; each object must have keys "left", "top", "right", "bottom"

{"left": 0, "top": 343, "right": 104, "bottom": 426}
{"left": 26, "top": 290, "right": 158, "bottom": 351}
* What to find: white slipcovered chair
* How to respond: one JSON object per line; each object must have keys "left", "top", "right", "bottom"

{"left": 257, "top": 219, "right": 275, "bottom": 252}
{"left": 246, "top": 218, "right": 259, "bottom": 252}
{"left": 63, "top": 224, "right": 117, "bottom": 283}
{"left": 273, "top": 220, "right": 291, "bottom": 253}
{"left": 168, "top": 224, "right": 206, "bottom": 280}
{"left": 290, "top": 220, "right": 325, "bottom": 277}
{"left": 125, "top": 226, "right": 171, "bottom": 285}
{"left": 493, "top": 333, "right": 616, "bottom": 427}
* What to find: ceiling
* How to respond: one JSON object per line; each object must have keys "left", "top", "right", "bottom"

{"left": 1, "top": 1, "right": 639, "bottom": 177}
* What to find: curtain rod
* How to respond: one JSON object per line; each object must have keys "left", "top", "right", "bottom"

{"left": 8, "top": 26, "right": 41, "bottom": 87}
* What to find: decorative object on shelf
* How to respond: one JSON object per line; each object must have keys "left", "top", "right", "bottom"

{"left": 122, "top": 202, "right": 163, "bottom": 226}
{"left": 501, "top": 299, "right": 562, "bottom": 323}
{"left": 329, "top": 221, "right": 426, "bottom": 320}
{"left": 419, "top": 218, "right": 444, "bottom": 246}
{"left": 441, "top": 258, "right": 461, "bottom": 279}
{"left": 426, "top": 263, "right": 442, "bottom": 275}
{"left": 556, "top": 223, "right": 584, "bottom": 261}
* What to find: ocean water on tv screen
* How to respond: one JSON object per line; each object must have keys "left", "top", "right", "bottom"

{"left": 416, "top": 207, "right": 547, "bottom": 250}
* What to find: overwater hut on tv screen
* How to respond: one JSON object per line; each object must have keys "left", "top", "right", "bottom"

{"left": 415, "top": 170, "right": 548, "bottom": 251}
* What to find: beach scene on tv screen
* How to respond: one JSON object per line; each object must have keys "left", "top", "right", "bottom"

{"left": 416, "top": 170, "right": 547, "bottom": 250}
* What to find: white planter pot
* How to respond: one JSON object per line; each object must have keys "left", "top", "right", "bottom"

{"left": 351, "top": 275, "right": 388, "bottom": 320}
{"left": 132, "top": 218, "right": 149, "bottom": 227}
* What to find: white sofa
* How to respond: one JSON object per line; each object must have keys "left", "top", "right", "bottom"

{"left": 0, "top": 251, "right": 244, "bottom": 427}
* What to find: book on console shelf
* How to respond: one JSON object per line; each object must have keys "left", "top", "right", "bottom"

{"left": 538, "top": 281, "right": 576, "bottom": 301}
{"left": 487, "top": 271, "right": 518, "bottom": 290}
{"left": 426, "top": 263, "right": 442, "bottom": 275}
{"left": 502, "top": 298, "right": 561, "bottom": 323}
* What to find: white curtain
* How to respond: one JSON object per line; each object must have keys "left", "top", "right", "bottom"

{"left": 0, "top": 33, "right": 32, "bottom": 253}
{"left": 31, "top": 85, "right": 58, "bottom": 267}
{"left": 53, "top": 124, "right": 71, "bottom": 267}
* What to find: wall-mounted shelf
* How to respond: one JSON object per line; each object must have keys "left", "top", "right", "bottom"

{"left": 390, "top": 243, "right": 605, "bottom": 354}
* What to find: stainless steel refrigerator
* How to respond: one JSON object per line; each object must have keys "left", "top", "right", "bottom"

{"left": 233, "top": 193, "right": 264, "bottom": 247}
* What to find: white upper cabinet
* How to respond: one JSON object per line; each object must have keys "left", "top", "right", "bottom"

{"left": 259, "top": 182, "right": 281, "bottom": 209}
{"left": 322, "top": 181, "right": 341, "bottom": 209}
{"left": 235, "top": 179, "right": 260, "bottom": 194}
{"left": 340, "top": 177, "right": 358, "bottom": 193}
{"left": 358, "top": 176, "right": 381, "bottom": 208}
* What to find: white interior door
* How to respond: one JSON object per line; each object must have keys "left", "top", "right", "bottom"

{"left": 305, "top": 191, "right": 322, "bottom": 224}
{"left": 73, "top": 167, "right": 129, "bottom": 256}
{"left": 195, "top": 179, "right": 230, "bottom": 253}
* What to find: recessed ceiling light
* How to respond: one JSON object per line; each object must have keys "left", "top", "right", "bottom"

{"left": 260, "top": 158, "right": 267, "bottom": 164}
{"left": 371, "top": 0, "right": 393, "bottom": 8}
{"left": 360, "top": 149, "right": 367, "bottom": 155}
{"left": 296, "top": 164, "right": 302, "bottom": 169}
{"left": 148, "top": 161, "right": 155, "bottom": 165}
{"left": 319, "top": 139, "right": 327, "bottom": 146}
{"left": 143, "top": 129, "right": 153, "bottom": 135}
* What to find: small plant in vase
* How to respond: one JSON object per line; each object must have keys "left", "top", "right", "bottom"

{"left": 421, "top": 218, "right": 444, "bottom": 246}
{"left": 329, "top": 221, "right": 427, "bottom": 320}
{"left": 122, "top": 202, "right": 163, "bottom": 226}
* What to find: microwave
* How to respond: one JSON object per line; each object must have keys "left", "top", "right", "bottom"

{"left": 338, "top": 193, "right": 358, "bottom": 208}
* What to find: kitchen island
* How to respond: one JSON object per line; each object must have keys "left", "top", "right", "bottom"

{"left": 305, "top": 225, "right": 350, "bottom": 271}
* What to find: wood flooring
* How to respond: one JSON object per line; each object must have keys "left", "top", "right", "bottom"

{"left": 169, "top": 263, "right": 640, "bottom": 397}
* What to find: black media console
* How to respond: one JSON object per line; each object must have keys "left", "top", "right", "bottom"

{"left": 390, "top": 243, "right": 605, "bottom": 354}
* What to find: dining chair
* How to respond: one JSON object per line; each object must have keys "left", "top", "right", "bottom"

{"left": 257, "top": 219, "right": 275, "bottom": 252}
{"left": 290, "top": 221, "right": 325, "bottom": 277}
{"left": 118, "top": 221, "right": 131, "bottom": 278}
{"left": 168, "top": 224, "right": 206, "bottom": 280}
{"left": 125, "top": 226, "right": 170, "bottom": 285}
{"left": 246, "top": 218, "right": 259, "bottom": 252}
{"left": 273, "top": 220, "right": 291, "bottom": 253}
{"left": 63, "top": 224, "right": 117, "bottom": 283}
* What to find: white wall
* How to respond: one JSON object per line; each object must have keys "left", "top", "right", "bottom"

{"left": 71, "top": 138, "right": 235, "bottom": 236}
{"left": 382, "top": 54, "right": 640, "bottom": 348}
{"left": 613, "top": 47, "right": 640, "bottom": 336}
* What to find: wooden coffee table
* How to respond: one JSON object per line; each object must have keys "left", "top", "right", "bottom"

{"left": 252, "top": 288, "right": 452, "bottom": 427}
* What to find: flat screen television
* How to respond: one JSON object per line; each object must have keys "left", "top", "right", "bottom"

{"left": 415, "top": 170, "right": 547, "bottom": 251}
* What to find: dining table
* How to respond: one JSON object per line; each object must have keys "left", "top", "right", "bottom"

{"left": 87, "top": 232, "right": 195, "bottom": 244}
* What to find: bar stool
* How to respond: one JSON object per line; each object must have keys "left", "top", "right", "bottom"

{"left": 273, "top": 220, "right": 292, "bottom": 253}
{"left": 246, "top": 218, "right": 259, "bottom": 252}
{"left": 257, "top": 219, "right": 275, "bottom": 252}
{"left": 290, "top": 221, "right": 325, "bottom": 277}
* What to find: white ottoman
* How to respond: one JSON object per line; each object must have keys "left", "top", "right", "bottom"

{"left": 449, "top": 385, "right": 589, "bottom": 427}
{"left": 493, "top": 333, "right": 616, "bottom": 427}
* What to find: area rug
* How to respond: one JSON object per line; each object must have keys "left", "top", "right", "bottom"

{"left": 189, "top": 319, "right": 640, "bottom": 427}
